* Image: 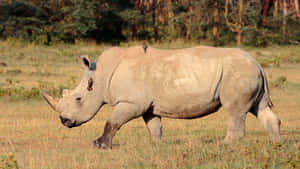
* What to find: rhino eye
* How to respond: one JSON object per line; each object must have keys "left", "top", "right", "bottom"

{"left": 87, "top": 78, "right": 93, "bottom": 91}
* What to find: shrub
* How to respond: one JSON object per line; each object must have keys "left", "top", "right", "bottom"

{"left": 0, "top": 152, "right": 19, "bottom": 169}
{"left": 270, "top": 76, "right": 287, "bottom": 89}
{"left": 243, "top": 27, "right": 267, "bottom": 47}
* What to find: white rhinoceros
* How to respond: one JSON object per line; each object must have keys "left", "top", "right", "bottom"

{"left": 42, "top": 45, "right": 281, "bottom": 149}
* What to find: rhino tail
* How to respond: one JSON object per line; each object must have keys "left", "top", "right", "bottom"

{"left": 260, "top": 66, "right": 273, "bottom": 109}
{"left": 264, "top": 73, "right": 273, "bottom": 108}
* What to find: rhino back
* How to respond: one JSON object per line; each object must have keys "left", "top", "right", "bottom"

{"left": 108, "top": 46, "right": 223, "bottom": 114}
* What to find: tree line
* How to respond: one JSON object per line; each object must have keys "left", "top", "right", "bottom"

{"left": 0, "top": 0, "right": 299, "bottom": 46}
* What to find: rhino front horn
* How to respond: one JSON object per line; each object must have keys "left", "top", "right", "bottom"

{"left": 41, "top": 90, "right": 59, "bottom": 112}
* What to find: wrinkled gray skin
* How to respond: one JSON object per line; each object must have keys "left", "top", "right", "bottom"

{"left": 42, "top": 46, "right": 281, "bottom": 149}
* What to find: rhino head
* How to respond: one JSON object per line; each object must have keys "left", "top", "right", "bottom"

{"left": 42, "top": 55, "right": 104, "bottom": 128}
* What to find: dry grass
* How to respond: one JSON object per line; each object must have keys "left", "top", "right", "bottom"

{"left": 0, "top": 41, "right": 300, "bottom": 169}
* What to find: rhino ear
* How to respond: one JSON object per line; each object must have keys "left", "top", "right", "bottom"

{"left": 79, "top": 55, "right": 91, "bottom": 69}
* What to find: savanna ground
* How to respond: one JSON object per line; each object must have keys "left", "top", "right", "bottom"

{"left": 0, "top": 40, "right": 300, "bottom": 169}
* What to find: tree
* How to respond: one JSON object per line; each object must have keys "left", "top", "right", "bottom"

{"left": 0, "top": 1, "right": 46, "bottom": 39}
{"left": 58, "top": 0, "right": 97, "bottom": 40}
{"left": 225, "top": 0, "right": 244, "bottom": 45}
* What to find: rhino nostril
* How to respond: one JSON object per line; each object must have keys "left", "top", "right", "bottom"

{"left": 75, "top": 97, "right": 81, "bottom": 102}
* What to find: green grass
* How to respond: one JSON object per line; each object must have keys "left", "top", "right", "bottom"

{"left": 0, "top": 40, "right": 300, "bottom": 169}
{"left": 245, "top": 45, "right": 300, "bottom": 67}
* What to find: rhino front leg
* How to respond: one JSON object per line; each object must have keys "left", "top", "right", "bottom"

{"left": 93, "top": 103, "right": 143, "bottom": 149}
{"left": 143, "top": 111, "right": 162, "bottom": 142}
{"left": 93, "top": 122, "right": 115, "bottom": 149}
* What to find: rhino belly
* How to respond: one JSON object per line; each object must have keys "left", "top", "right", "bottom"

{"left": 153, "top": 100, "right": 221, "bottom": 119}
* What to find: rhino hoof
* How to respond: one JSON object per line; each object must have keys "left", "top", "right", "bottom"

{"left": 93, "top": 140, "right": 111, "bottom": 149}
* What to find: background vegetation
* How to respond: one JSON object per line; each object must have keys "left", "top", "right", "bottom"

{"left": 0, "top": 41, "right": 300, "bottom": 169}
{"left": 0, "top": 0, "right": 299, "bottom": 46}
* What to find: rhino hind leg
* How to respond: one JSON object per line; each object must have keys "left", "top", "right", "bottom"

{"left": 143, "top": 110, "right": 162, "bottom": 142}
{"left": 223, "top": 109, "right": 248, "bottom": 143}
{"left": 221, "top": 93, "right": 254, "bottom": 143}
{"left": 256, "top": 107, "right": 281, "bottom": 142}
{"left": 94, "top": 103, "right": 143, "bottom": 149}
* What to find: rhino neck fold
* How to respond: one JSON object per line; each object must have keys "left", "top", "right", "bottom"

{"left": 97, "top": 53, "right": 122, "bottom": 105}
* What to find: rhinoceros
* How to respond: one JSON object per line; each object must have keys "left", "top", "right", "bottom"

{"left": 42, "top": 45, "right": 281, "bottom": 149}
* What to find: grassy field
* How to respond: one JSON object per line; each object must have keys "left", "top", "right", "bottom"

{"left": 0, "top": 40, "right": 300, "bottom": 169}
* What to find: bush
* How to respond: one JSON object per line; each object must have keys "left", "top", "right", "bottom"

{"left": 213, "top": 25, "right": 236, "bottom": 46}
{"left": 0, "top": 152, "right": 19, "bottom": 169}
{"left": 268, "top": 34, "right": 290, "bottom": 46}
{"left": 0, "top": 86, "right": 62, "bottom": 100}
{"left": 270, "top": 76, "right": 287, "bottom": 89}
{"left": 0, "top": 1, "right": 46, "bottom": 40}
{"left": 243, "top": 27, "right": 267, "bottom": 47}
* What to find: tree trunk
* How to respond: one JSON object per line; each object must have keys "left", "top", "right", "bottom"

{"left": 213, "top": 25, "right": 219, "bottom": 39}
{"left": 262, "top": 0, "right": 272, "bottom": 26}
{"left": 225, "top": 0, "right": 229, "bottom": 19}
{"left": 295, "top": 0, "right": 300, "bottom": 20}
{"left": 213, "top": 1, "right": 219, "bottom": 39}
{"left": 239, "top": 0, "right": 243, "bottom": 24}
{"left": 283, "top": 0, "right": 287, "bottom": 35}
{"left": 238, "top": 0, "right": 243, "bottom": 46}
{"left": 131, "top": 24, "right": 137, "bottom": 40}
{"left": 167, "top": 1, "right": 175, "bottom": 40}
{"left": 273, "top": 0, "right": 278, "bottom": 17}
{"left": 237, "top": 29, "right": 242, "bottom": 46}
{"left": 152, "top": 0, "right": 158, "bottom": 42}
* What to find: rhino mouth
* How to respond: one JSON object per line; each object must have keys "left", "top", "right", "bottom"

{"left": 59, "top": 116, "right": 80, "bottom": 128}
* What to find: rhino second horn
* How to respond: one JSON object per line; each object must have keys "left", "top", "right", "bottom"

{"left": 41, "top": 90, "right": 59, "bottom": 112}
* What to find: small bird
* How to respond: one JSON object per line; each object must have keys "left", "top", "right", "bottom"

{"left": 142, "top": 42, "right": 148, "bottom": 54}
